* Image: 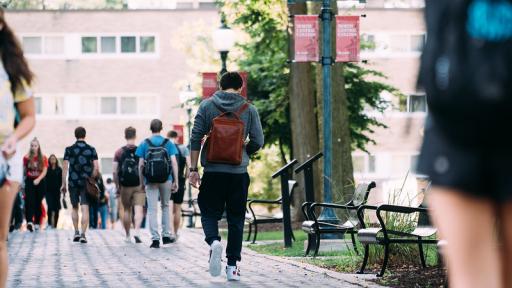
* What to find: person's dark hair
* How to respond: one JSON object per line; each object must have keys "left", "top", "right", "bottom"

{"left": 48, "top": 154, "right": 60, "bottom": 169}
{"left": 106, "top": 178, "right": 113, "bottom": 184}
{"left": 167, "top": 130, "right": 178, "bottom": 139}
{"left": 219, "top": 72, "right": 243, "bottom": 91}
{"left": 74, "top": 127, "right": 86, "bottom": 139}
{"left": 125, "top": 126, "right": 136, "bottom": 140}
{"left": 0, "top": 8, "right": 34, "bottom": 95}
{"left": 150, "top": 119, "right": 163, "bottom": 133}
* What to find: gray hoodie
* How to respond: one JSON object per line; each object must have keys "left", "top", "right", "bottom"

{"left": 190, "top": 91, "right": 264, "bottom": 174}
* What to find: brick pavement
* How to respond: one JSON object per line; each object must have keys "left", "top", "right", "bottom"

{"left": 7, "top": 229, "right": 383, "bottom": 287}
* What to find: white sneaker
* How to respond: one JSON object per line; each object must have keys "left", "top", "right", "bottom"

{"left": 209, "top": 240, "right": 223, "bottom": 277}
{"left": 226, "top": 265, "right": 240, "bottom": 281}
{"left": 124, "top": 236, "right": 131, "bottom": 244}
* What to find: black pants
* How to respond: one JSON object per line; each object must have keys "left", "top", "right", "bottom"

{"left": 47, "top": 210, "right": 60, "bottom": 228}
{"left": 25, "top": 178, "right": 46, "bottom": 225}
{"left": 198, "top": 172, "right": 249, "bottom": 264}
{"left": 10, "top": 192, "right": 23, "bottom": 230}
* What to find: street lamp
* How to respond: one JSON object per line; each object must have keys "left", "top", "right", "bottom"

{"left": 212, "top": 15, "right": 235, "bottom": 75}
{"left": 179, "top": 84, "right": 197, "bottom": 228}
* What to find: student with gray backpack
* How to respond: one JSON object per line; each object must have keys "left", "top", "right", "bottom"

{"left": 136, "top": 119, "right": 179, "bottom": 248}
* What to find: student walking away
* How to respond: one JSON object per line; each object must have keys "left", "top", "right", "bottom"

{"left": 45, "top": 154, "right": 62, "bottom": 229}
{"left": 417, "top": 1, "right": 512, "bottom": 287}
{"left": 136, "top": 120, "right": 179, "bottom": 248}
{"left": 0, "top": 7, "right": 37, "bottom": 287}
{"left": 189, "top": 72, "right": 264, "bottom": 281}
{"left": 104, "top": 178, "right": 117, "bottom": 230}
{"left": 61, "top": 127, "right": 99, "bottom": 244}
{"left": 113, "top": 127, "right": 144, "bottom": 243}
{"left": 167, "top": 130, "right": 191, "bottom": 238}
{"left": 96, "top": 175, "right": 108, "bottom": 230}
{"left": 23, "top": 137, "right": 48, "bottom": 232}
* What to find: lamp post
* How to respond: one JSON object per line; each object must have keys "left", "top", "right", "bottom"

{"left": 179, "top": 84, "right": 197, "bottom": 228}
{"left": 212, "top": 15, "right": 235, "bottom": 75}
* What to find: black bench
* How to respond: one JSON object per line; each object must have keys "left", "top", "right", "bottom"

{"left": 301, "top": 181, "right": 376, "bottom": 257}
{"left": 357, "top": 204, "right": 438, "bottom": 277}
{"left": 245, "top": 159, "right": 298, "bottom": 246}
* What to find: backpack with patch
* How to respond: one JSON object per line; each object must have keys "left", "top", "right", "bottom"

{"left": 419, "top": 0, "right": 512, "bottom": 148}
{"left": 143, "top": 138, "right": 171, "bottom": 183}
{"left": 118, "top": 146, "right": 140, "bottom": 187}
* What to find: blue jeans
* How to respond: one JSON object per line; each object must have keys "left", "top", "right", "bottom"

{"left": 98, "top": 204, "right": 108, "bottom": 230}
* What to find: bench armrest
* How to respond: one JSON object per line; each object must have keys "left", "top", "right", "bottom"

{"left": 248, "top": 199, "right": 281, "bottom": 205}
{"left": 375, "top": 204, "right": 430, "bottom": 241}
{"left": 357, "top": 205, "right": 378, "bottom": 229}
{"left": 301, "top": 202, "right": 314, "bottom": 221}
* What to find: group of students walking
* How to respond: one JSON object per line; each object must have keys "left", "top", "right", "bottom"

{"left": 0, "top": 7, "right": 264, "bottom": 285}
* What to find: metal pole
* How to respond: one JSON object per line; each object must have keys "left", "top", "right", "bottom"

{"left": 186, "top": 107, "right": 194, "bottom": 228}
{"left": 220, "top": 51, "right": 228, "bottom": 75}
{"left": 318, "top": 0, "right": 337, "bottom": 221}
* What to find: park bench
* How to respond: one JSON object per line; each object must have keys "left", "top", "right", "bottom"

{"left": 181, "top": 198, "right": 201, "bottom": 227}
{"left": 356, "top": 203, "right": 438, "bottom": 277}
{"left": 245, "top": 160, "right": 298, "bottom": 245}
{"left": 301, "top": 181, "right": 376, "bottom": 257}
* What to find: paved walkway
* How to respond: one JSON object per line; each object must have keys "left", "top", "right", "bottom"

{"left": 7, "top": 228, "right": 382, "bottom": 287}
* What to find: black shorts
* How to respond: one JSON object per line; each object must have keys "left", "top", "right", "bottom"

{"left": 69, "top": 187, "right": 89, "bottom": 207}
{"left": 417, "top": 118, "right": 512, "bottom": 202}
{"left": 171, "top": 177, "right": 186, "bottom": 204}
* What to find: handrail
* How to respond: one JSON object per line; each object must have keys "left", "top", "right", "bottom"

{"left": 271, "top": 159, "right": 298, "bottom": 179}
{"left": 294, "top": 152, "right": 323, "bottom": 173}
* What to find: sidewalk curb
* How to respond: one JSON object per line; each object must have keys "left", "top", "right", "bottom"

{"left": 243, "top": 247, "right": 388, "bottom": 288}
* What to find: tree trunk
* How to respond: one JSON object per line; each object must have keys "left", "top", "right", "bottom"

{"left": 288, "top": 2, "right": 320, "bottom": 221}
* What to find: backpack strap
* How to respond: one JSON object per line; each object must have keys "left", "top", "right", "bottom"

{"left": 145, "top": 138, "right": 155, "bottom": 147}
{"left": 235, "top": 103, "right": 250, "bottom": 117}
{"left": 161, "top": 138, "right": 169, "bottom": 147}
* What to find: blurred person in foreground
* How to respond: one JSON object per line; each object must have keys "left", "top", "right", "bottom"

{"left": 0, "top": 7, "right": 36, "bottom": 287}
{"left": 417, "top": 1, "right": 512, "bottom": 287}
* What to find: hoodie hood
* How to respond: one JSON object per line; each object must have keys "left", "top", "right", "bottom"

{"left": 211, "top": 91, "right": 246, "bottom": 112}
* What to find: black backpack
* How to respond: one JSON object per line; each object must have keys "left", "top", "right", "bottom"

{"left": 419, "top": 0, "right": 512, "bottom": 148}
{"left": 143, "top": 138, "right": 171, "bottom": 183}
{"left": 118, "top": 146, "right": 140, "bottom": 187}
{"left": 175, "top": 144, "right": 187, "bottom": 179}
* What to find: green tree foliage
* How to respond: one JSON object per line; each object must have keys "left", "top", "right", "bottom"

{"left": 222, "top": 0, "right": 291, "bottom": 162}
{"left": 221, "top": 0, "right": 400, "bottom": 156}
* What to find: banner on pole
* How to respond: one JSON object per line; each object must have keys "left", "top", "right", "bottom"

{"left": 202, "top": 72, "right": 248, "bottom": 99}
{"left": 336, "top": 16, "right": 360, "bottom": 62}
{"left": 202, "top": 72, "right": 218, "bottom": 99}
{"left": 171, "top": 124, "right": 185, "bottom": 145}
{"left": 294, "top": 15, "right": 319, "bottom": 62}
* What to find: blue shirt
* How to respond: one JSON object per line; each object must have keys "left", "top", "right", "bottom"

{"left": 136, "top": 135, "right": 178, "bottom": 182}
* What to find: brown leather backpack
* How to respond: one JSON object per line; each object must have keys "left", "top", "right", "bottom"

{"left": 85, "top": 176, "right": 100, "bottom": 202}
{"left": 206, "top": 103, "right": 249, "bottom": 165}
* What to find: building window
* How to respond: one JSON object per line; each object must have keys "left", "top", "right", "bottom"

{"left": 121, "top": 36, "right": 137, "bottom": 53}
{"left": 81, "top": 97, "right": 99, "bottom": 115}
{"left": 35, "top": 97, "right": 42, "bottom": 114}
{"left": 101, "top": 36, "right": 116, "bottom": 53}
{"left": 140, "top": 36, "right": 155, "bottom": 53}
{"left": 82, "top": 37, "right": 98, "bottom": 53}
{"left": 411, "top": 34, "right": 426, "bottom": 52}
{"left": 353, "top": 154, "right": 377, "bottom": 174}
{"left": 408, "top": 94, "right": 427, "bottom": 113}
{"left": 361, "top": 34, "right": 376, "bottom": 51}
{"left": 368, "top": 155, "right": 376, "bottom": 173}
{"left": 120, "top": 97, "right": 137, "bottom": 114}
{"left": 22, "top": 37, "right": 42, "bottom": 54}
{"left": 100, "top": 97, "right": 117, "bottom": 114}
{"left": 44, "top": 36, "right": 64, "bottom": 54}
{"left": 100, "top": 158, "right": 114, "bottom": 175}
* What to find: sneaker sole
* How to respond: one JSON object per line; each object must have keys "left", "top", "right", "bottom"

{"left": 209, "top": 242, "right": 222, "bottom": 277}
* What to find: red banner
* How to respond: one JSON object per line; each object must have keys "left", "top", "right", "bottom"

{"left": 294, "top": 15, "right": 319, "bottom": 62}
{"left": 202, "top": 71, "right": 248, "bottom": 99}
{"left": 202, "top": 72, "right": 218, "bottom": 99}
{"left": 171, "top": 124, "right": 185, "bottom": 145}
{"left": 336, "top": 16, "right": 360, "bottom": 62}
